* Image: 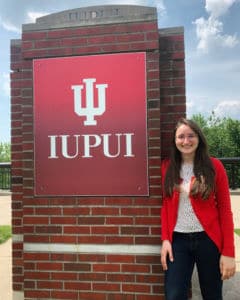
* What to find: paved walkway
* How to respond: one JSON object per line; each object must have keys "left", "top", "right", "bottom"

{"left": 0, "top": 193, "right": 239, "bottom": 300}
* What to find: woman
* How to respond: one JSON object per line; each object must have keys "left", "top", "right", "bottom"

{"left": 160, "top": 118, "right": 236, "bottom": 300}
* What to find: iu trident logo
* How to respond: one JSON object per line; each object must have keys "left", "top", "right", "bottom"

{"left": 71, "top": 78, "right": 108, "bottom": 126}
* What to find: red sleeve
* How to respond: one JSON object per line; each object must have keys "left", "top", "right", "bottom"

{"left": 161, "top": 159, "right": 170, "bottom": 241}
{"left": 212, "top": 158, "right": 235, "bottom": 257}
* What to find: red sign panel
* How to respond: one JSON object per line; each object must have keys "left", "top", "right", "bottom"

{"left": 33, "top": 52, "right": 148, "bottom": 196}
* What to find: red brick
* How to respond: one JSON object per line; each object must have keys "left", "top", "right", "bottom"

{"left": 78, "top": 253, "right": 105, "bottom": 262}
{"left": 93, "top": 282, "right": 120, "bottom": 292}
{"left": 64, "top": 281, "right": 91, "bottom": 290}
{"left": 136, "top": 274, "right": 162, "bottom": 283}
{"left": 64, "top": 226, "right": 90, "bottom": 234}
{"left": 64, "top": 263, "right": 91, "bottom": 271}
{"left": 50, "top": 216, "right": 77, "bottom": 224}
{"left": 51, "top": 272, "right": 77, "bottom": 280}
{"left": 105, "top": 198, "right": 132, "bottom": 206}
{"left": 121, "top": 264, "right": 150, "bottom": 273}
{"left": 37, "top": 280, "right": 63, "bottom": 289}
{"left": 106, "top": 255, "right": 134, "bottom": 263}
{"left": 61, "top": 37, "right": 87, "bottom": 46}
{"left": 122, "top": 283, "right": 150, "bottom": 293}
{"left": 78, "top": 236, "right": 105, "bottom": 244}
{"left": 25, "top": 271, "right": 50, "bottom": 280}
{"left": 121, "top": 207, "right": 149, "bottom": 215}
{"left": 22, "top": 31, "right": 47, "bottom": 40}
{"left": 92, "top": 207, "right": 119, "bottom": 215}
{"left": 108, "top": 294, "right": 135, "bottom": 300}
{"left": 36, "top": 262, "right": 63, "bottom": 271}
{"left": 88, "top": 35, "right": 116, "bottom": 44}
{"left": 78, "top": 273, "right": 106, "bottom": 281}
{"left": 78, "top": 292, "right": 105, "bottom": 300}
{"left": 106, "top": 236, "right": 133, "bottom": 244}
{"left": 50, "top": 235, "right": 77, "bottom": 243}
{"left": 51, "top": 291, "right": 78, "bottom": 299}
{"left": 117, "top": 33, "right": 144, "bottom": 42}
{"left": 63, "top": 207, "right": 90, "bottom": 215}
{"left": 106, "top": 217, "right": 134, "bottom": 225}
{"left": 24, "top": 216, "right": 49, "bottom": 224}
{"left": 24, "top": 290, "right": 51, "bottom": 298}
{"left": 121, "top": 227, "right": 149, "bottom": 235}
{"left": 137, "top": 295, "right": 165, "bottom": 300}
{"left": 93, "top": 263, "right": 120, "bottom": 272}
{"left": 34, "top": 39, "right": 60, "bottom": 48}
{"left": 92, "top": 226, "right": 119, "bottom": 234}
{"left": 24, "top": 253, "right": 49, "bottom": 260}
{"left": 78, "top": 216, "right": 105, "bottom": 225}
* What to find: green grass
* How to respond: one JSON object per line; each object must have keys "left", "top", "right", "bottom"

{"left": 0, "top": 225, "right": 12, "bottom": 244}
{"left": 234, "top": 228, "right": 240, "bottom": 236}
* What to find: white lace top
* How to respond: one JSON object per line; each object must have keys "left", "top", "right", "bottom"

{"left": 174, "top": 163, "right": 204, "bottom": 232}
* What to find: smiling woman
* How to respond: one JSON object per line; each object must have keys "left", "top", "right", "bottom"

{"left": 161, "top": 117, "right": 236, "bottom": 299}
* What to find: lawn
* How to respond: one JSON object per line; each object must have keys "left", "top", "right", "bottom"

{"left": 234, "top": 228, "right": 240, "bottom": 236}
{"left": 0, "top": 225, "right": 12, "bottom": 244}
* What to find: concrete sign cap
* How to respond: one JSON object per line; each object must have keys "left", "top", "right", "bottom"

{"left": 23, "top": 5, "right": 157, "bottom": 31}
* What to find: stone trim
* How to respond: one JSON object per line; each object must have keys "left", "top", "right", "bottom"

{"left": 23, "top": 5, "right": 157, "bottom": 31}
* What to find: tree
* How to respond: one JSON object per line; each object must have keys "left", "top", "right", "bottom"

{"left": 225, "top": 118, "right": 240, "bottom": 156}
{"left": 0, "top": 142, "right": 10, "bottom": 162}
{"left": 192, "top": 113, "right": 240, "bottom": 158}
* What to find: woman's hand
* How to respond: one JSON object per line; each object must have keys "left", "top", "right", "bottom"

{"left": 161, "top": 240, "right": 174, "bottom": 270}
{"left": 219, "top": 255, "right": 236, "bottom": 280}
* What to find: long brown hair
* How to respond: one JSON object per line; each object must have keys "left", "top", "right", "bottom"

{"left": 163, "top": 118, "right": 215, "bottom": 199}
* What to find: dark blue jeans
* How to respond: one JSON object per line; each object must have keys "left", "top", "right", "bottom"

{"left": 164, "top": 231, "right": 222, "bottom": 300}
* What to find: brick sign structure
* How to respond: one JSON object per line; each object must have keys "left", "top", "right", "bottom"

{"left": 11, "top": 5, "right": 186, "bottom": 300}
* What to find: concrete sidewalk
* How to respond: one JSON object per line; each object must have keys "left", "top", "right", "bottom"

{"left": 0, "top": 193, "right": 239, "bottom": 300}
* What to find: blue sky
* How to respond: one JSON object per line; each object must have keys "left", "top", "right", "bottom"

{"left": 1, "top": 0, "right": 240, "bottom": 143}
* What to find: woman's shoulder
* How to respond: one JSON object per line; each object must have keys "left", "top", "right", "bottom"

{"left": 210, "top": 156, "right": 225, "bottom": 172}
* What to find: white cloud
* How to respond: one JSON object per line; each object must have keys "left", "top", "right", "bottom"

{"left": 194, "top": 16, "right": 238, "bottom": 53}
{"left": 1, "top": 20, "right": 21, "bottom": 33}
{"left": 186, "top": 95, "right": 213, "bottom": 118}
{"left": 194, "top": 0, "right": 239, "bottom": 53}
{"left": 151, "top": 0, "right": 166, "bottom": 16}
{"left": 187, "top": 97, "right": 240, "bottom": 120}
{"left": 0, "top": 10, "right": 50, "bottom": 33}
{"left": 213, "top": 100, "right": 240, "bottom": 119}
{"left": 205, "top": 0, "right": 238, "bottom": 18}
{"left": 27, "top": 11, "right": 49, "bottom": 23}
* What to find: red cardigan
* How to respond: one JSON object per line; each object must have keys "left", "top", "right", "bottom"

{"left": 161, "top": 157, "right": 235, "bottom": 257}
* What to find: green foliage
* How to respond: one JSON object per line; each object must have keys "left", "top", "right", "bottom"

{"left": 234, "top": 229, "right": 240, "bottom": 236}
{"left": 0, "top": 225, "right": 12, "bottom": 244}
{"left": 191, "top": 113, "right": 240, "bottom": 157}
{"left": 0, "top": 142, "right": 10, "bottom": 162}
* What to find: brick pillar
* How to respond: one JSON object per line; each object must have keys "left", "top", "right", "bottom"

{"left": 10, "top": 39, "right": 24, "bottom": 297}
{"left": 159, "top": 27, "right": 186, "bottom": 159}
{"left": 10, "top": 5, "right": 186, "bottom": 300}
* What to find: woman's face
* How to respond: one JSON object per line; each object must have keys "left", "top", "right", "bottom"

{"left": 175, "top": 124, "right": 199, "bottom": 159}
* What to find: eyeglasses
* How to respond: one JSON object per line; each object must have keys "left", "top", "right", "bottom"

{"left": 176, "top": 134, "right": 197, "bottom": 141}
